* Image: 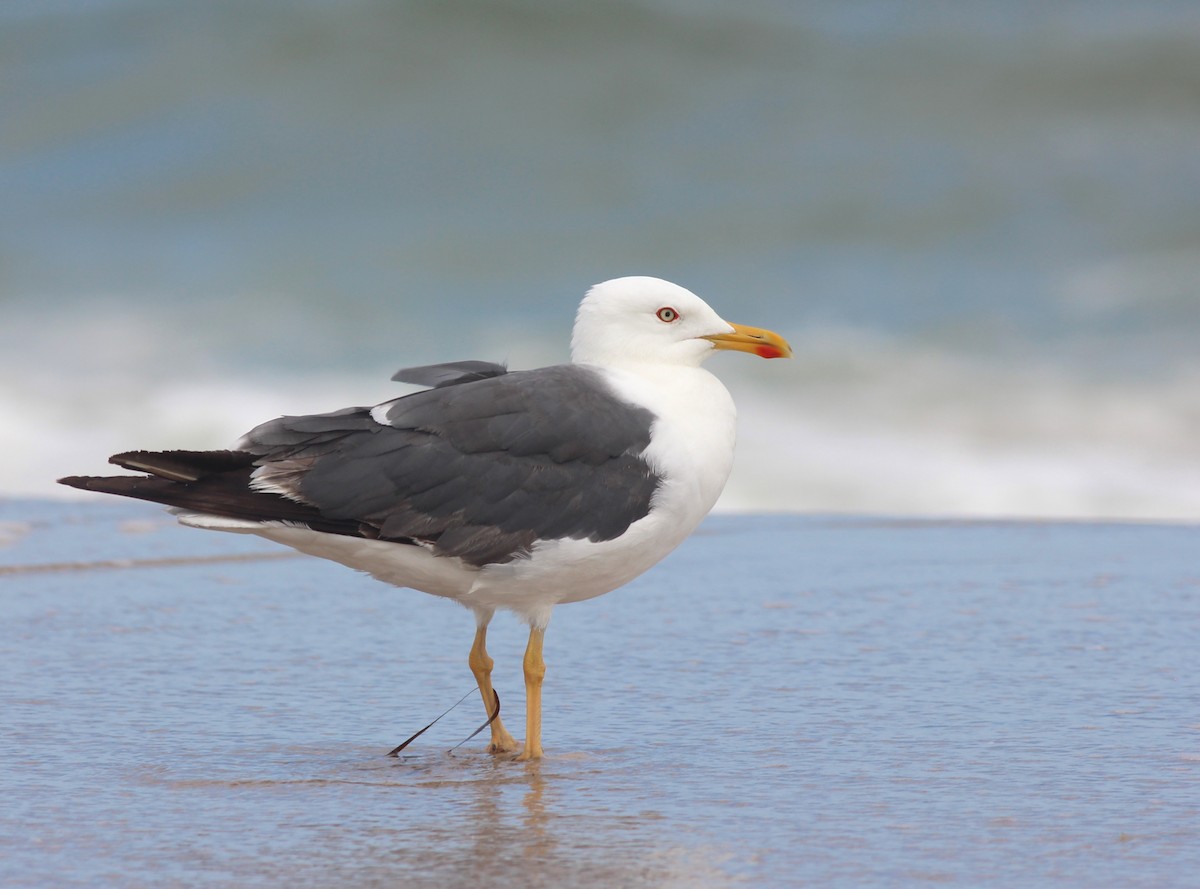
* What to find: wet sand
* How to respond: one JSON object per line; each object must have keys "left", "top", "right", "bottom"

{"left": 2, "top": 500, "right": 1198, "bottom": 887}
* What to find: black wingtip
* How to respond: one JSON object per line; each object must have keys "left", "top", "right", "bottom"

{"left": 57, "top": 475, "right": 96, "bottom": 490}
{"left": 107, "top": 450, "right": 197, "bottom": 481}
{"left": 105, "top": 449, "right": 257, "bottom": 482}
{"left": 109, "top": 451, "right": 143, "bottom": 468}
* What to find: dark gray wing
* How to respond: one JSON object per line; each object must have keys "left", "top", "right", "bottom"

{"left": 241, "top": 365, "right": 661, "bottom": 566}
{"left": 391, "top": 360, "right": 508, "bottom": 389}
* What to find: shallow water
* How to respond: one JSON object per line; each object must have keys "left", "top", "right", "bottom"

{"left": 2, "top": 500, "right": 1198, "bottom": 886}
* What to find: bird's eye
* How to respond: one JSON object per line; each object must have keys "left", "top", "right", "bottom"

{"left": 656, "top": 307, "right": 680, "bottom": 323}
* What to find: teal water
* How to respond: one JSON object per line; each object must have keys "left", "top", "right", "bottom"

{"left": 3, "top": 1, "right": 1200, "bottom": 517}
{"left": 2, "top": 500, "right": 1197, "bottom": 886}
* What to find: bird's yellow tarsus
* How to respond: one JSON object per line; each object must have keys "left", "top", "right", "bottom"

{"left": 469, "top": 624, "right": 521, "bottom": 754}
{"left": 517, "top": 626, "right": 546, "bottom": 761}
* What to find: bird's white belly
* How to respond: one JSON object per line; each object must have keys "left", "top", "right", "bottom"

{"left": 178, "top": 501, "right": 701, "bottom": 629}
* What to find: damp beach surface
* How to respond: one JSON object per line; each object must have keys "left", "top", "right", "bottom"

{"left": 2, "top": 499, "right": 1198, "bottom": 887}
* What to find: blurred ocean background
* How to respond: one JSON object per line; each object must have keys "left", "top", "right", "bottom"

{"left": 3, "top": 0, "right": 1199, "bottom": 519}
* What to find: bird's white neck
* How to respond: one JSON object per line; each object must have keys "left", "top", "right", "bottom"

{"left": 592, "top": 361, "right": 738, "bottom": 521}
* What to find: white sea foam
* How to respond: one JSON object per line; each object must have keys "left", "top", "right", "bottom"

{"left": 722, "top": 330, "right": 1200, "bottom": 520}
{"left": 12, "top": 319, "right": 1200, "bottom": 521}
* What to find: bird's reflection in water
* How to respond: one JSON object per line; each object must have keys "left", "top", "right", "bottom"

{"left": 451, "top": 759, "right": 557, "bottom": 880}
{"left": 520, "top": 763, "right": 550, "bottom": 861}
{"left": 381, "top": 752, "right": 733, "bottom": 888}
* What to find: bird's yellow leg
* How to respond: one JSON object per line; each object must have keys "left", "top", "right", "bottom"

{"left": 469, "top": 624, "right": 520, "bottom": 754}
{"left": 517, "top": 626, "right": 546, "bottom": 761}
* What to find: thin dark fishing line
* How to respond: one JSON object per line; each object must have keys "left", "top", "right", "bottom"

{"left": 386, "top": 688, "right": 476, "bottom": 757}
{"left": 448, "top": 690, "right": 501, "bottom": 754}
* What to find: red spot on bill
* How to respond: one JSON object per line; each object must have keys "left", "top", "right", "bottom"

{"left": 755, "top": 344, "right": 788, "bottom": 359}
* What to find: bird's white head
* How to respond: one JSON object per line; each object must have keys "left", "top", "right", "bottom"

{"left": 570, "top": 276, "right": 792, "bottom": 369}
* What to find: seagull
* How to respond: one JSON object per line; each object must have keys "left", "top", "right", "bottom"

{"left": 59, "top": 276, "right": 792, "bottom": 760}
